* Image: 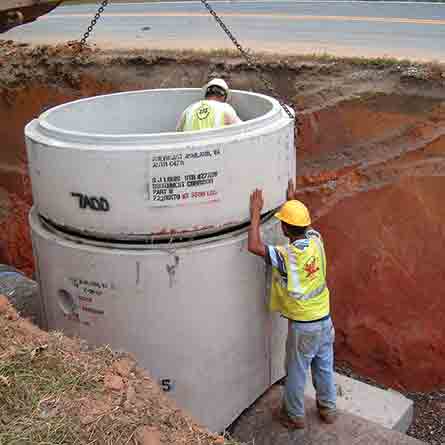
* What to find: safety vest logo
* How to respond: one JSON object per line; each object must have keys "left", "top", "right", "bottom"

{"left": 304, "top": 256, "right": 319, "bottom": 280}
{"left": 196, "top": 103, "right": 210, "bottom": 120}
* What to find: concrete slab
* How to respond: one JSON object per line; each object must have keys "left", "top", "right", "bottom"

{"left": 305, "top": 372, "right": 414, "bottom": 432}
{"left": 230, "top": 387, "right": 425, "bottom": 445}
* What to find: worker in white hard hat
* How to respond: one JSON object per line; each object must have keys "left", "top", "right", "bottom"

{"left": 176, "top": 78, "right": 241, "bottom": 132}
{"left": 247, "top": 180, "right": 337, "bottom": 430}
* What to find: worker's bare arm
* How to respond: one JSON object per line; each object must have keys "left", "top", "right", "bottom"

{"left": 248, "top": 189, "right": 266, "bottom": 257}
{"left": 224, "top": 108, "right": 242, "bottom": 126}
{"left": 176, "top": 112, "right": 186, "bottom": 132}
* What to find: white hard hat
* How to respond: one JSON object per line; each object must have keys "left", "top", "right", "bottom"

{"left": 203, "top": 78, "right": 230, "bottom": 99}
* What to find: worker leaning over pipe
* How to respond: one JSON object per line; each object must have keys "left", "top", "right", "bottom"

{"left": 176, "top": 78, "right": 241, "bottom": 131}
{"left": 248, "top": 181, "right": 337, "bottom": 430}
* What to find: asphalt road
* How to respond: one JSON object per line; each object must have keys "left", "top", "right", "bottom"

{"left": 5, "top": 1, "right": 445, "bottom": 61}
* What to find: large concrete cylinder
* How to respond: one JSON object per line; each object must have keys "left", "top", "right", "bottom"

{"left": 30, "top": 208, "right": 287, "bottom": 432}
{"left": 26, "top": 89, "right": 295, "bottom": 240}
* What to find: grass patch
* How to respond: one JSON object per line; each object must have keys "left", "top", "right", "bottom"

{"left": 0, "top": 333, "right": 112, "bottom": 445}
{"left": 347, "top": 55, "right": 413, "bottom": 68}
{"left": 294, "top": 51, "right": 414, "bottom": 68}
{"left": 0, "top": 305, "right": 244, "bottom": 445}
{"left": 108, "top": 46, "right": 426, "bottom": 71}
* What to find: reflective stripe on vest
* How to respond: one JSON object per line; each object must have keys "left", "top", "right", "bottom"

{"left": 269, "top": 234, "right": 330, "bottom": 322}
{"left": 183, "top": 100, "right": 225, "bottom": 131}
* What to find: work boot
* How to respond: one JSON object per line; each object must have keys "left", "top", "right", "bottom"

{"left": 273, "top": 405, "right": 305, "bottom": 430}
{"left": 316, "top": 400, "right": 337, "bottom": 424}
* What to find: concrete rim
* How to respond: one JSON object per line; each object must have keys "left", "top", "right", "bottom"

{"left": 26, "top": 88, "right": 291, "bottom": 147}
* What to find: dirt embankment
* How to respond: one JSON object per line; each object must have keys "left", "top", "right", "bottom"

{"left": 0, "top": 295, "right": 227, "bottom": 444}
{"left": 1, "top": 39, "right": 445, "bottom": 393}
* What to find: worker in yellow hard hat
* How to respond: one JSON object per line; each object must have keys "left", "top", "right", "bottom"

{"left": 176, "top": 78, "right": 241, "bottom": 132}
{"left": 248, "top": 180, "right": 337, "bottom": 430}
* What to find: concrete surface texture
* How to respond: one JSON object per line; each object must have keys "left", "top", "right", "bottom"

{"left": 230, "top": 387, "right": 426, "bottom": 445}
{"left": 305, "top": 372, "right": 413, "bottom": 433}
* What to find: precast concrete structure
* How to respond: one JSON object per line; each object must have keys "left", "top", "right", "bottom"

{"left": 26, "top": 89, "right": 295, "bottom": 240}
{"left": 27, "top": 89, "right": 296, "bottom": 432}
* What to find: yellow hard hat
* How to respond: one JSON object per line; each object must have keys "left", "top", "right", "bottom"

{"left": 274, "top": 200, "right": 311, "bottom": 227}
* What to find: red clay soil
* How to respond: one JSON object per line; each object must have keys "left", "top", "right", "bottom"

{"left": 320, "top": 176, "right": 445, "bottom": 390}
{"left": 0, "top": 76, "right": 122, "bottom": 275}
{"left": 0, "top": 86, "right": 87, "bottom": 276}
{"left": 1, "top": 40, "right": 445, "bottom": 392}
{"left": 0, "top": 172, "right": 34, "bottom": 276}
{"left": 296, "top": 97, "right": 445, "bottom": 392}
{"left": 299, "top": 97, "right": 440, "bottom": 160}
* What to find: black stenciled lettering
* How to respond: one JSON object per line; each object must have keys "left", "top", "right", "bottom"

{"left": 84, "top": 195, "right": 92, "bottom": 209}
{"left": 89, "top": 197, "right": 100, "bottom": 211}
{"left": 71, "top": 193, "right": 111, "bottom": 212}
{"left": 100, "top": 197, "right": 110, "bottom": 211}
{"left": 71, "top": 192, "right": 81, "bottom": 201}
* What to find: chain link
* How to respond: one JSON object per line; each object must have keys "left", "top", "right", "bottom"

{"left": 79, "top": 0, "right": 109, "bottom": 47}
{"left": 199, "top": 0, "right": 295, "bottom": 121}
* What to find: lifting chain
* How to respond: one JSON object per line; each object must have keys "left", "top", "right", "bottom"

{"left": 79, "top": 0, "right": 109, "bottom": 47}
{"left": 76, "top": 0, "right": 294, "bottom": 122}
{"left": 199, "top": 0, "right": 295, "bottom": 122}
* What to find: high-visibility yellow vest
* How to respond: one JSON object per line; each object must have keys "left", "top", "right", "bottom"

{"left": 182, "top": 100, "right": 226, "bottom": 131}
{"left": 269, "top": 233, "right": 330, "bottom": 322}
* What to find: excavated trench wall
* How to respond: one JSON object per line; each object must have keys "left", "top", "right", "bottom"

{"left": 1, "top": 43, "right": 445, "bottom": 392}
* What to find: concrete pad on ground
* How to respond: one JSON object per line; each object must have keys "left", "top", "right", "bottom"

{"left": 230, "top": 386, "right": 425, "bottom": 445}
{"left": 305, "top": 372, "right": 414, "bottom": 432}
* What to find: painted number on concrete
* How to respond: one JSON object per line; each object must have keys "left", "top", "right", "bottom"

{"left": 148, "top": 147, "right": 223, "bottom": 207}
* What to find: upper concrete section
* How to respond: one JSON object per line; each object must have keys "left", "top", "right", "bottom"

{"left": 25, "top": 89, "right": 295, "bottom": 240}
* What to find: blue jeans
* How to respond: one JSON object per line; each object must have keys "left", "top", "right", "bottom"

{"left": 283, "top": 317, "right": 336, "bottom": 419}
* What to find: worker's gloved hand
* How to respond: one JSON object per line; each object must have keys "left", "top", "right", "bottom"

{"left": 250, "top": 189, "right": 264, "bottom": 219}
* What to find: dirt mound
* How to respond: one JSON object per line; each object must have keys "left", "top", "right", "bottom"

{"left": 0, "top": 295, "right": 230, "bottom": 444}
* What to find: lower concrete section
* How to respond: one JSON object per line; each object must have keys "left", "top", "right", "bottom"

{"left": 306, "top": 372, "right": 414, "bottom": 432}
{"left": 230, "top": 387, "right": 425, "bottom": 445}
